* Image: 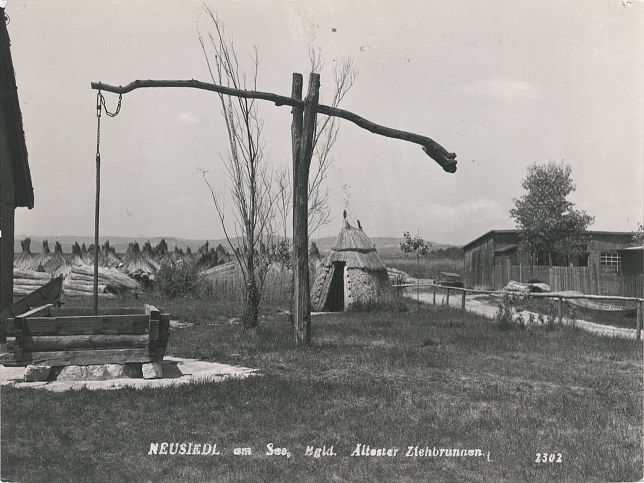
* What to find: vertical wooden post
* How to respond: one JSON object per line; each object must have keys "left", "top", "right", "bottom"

{"left": 461, "top": 290, "right": 466, "bottom": 310}
{"left": 293, "top": 73, "right": 320, "bottom": 346}
{"left": 433, "top": 284, "right": 436, "bottom": 305}
{"left": 290, "top": 73, "right": 303, "bottom": 326}
{"left": 93, "top": 149, "right": 100, "bottom": 315}
{"left": 637, "top": 301, "right": 642, "bottom": 341}
{"left": 446, "top": 288, "right": 450, "bottom": 306}
{"left": 558, "top": 296, "right": 563, "bottom": 324}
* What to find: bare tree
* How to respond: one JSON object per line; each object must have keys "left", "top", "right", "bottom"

{"left": 199, "top": 9, "right": 282, "bottom": 328}
{"left": 307, "top": 48, "right": 357, "bottom": 235}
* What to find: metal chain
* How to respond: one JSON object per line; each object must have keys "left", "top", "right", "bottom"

{"left": 96, "top": 91, "right": 102, "bottom": 159}
{"left": 95, "top": 91, "right": 122, "bottom": 158}
{"left": 99, "top": 92, "right": 122, "bottom": 118}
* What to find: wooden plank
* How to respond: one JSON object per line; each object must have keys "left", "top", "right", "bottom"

{"left": 18, "top": 314, "right": 150, "bottom": 336}
{"left": 2, "top": 348, "right": 152, "bottom": 367}
{"left": 52, "top": 307, "right": 144, "bottom": 316}
{"left": 7, "top": 334, "right": 149, "bottom": 352}
{"left": 147, "top": 312, "right": 171, "bottom": 362}
{"left": 145, "top": 304, "right": 160, "bottom": 341}
{"left": 16, "top": 304, "right": 54, "bottom": 319}
{"left": 0, "top": 277, "right": 63, "bottom": 322}
{"left": 149, "top": 319, "right": 159, "bottom": 341}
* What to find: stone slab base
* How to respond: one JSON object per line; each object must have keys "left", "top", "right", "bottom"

{"left": 53, "top": 363, "right": 142, "bottom": 381}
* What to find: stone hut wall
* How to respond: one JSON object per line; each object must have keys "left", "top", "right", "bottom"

{"left": 345, "top": 268, "right": 393, "bottom": 309}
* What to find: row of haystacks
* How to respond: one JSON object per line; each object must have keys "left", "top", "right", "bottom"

{"left": 14, "top": 239, "right": 71, "bottom": 278}
{"left": 12, "top": 237, "right": 231, "bottom": 298}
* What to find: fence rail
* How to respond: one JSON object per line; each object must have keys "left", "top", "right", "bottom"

{"left": 489, "top": 263, "right": 643, "bottom": 297}
{"left": 392, "top": 282, "right": 644, "bottom": 340}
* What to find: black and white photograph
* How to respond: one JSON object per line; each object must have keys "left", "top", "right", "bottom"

{"left": 0, "top": 0, "right": 642, "bottom": 481}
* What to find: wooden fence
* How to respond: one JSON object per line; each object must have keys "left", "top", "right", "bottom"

{"left": 393, "top": 282, "right": 644, "bottom": 340}
{"left": 492, "top": 262, "right": 643, "bottom": 298}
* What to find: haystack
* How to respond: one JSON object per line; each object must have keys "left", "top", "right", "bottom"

{"left": 35, "top": 240, "right": 53, "bottom": 268}
{"left": 99, "top": 240, "right": 121, "bottom": 268}
{"left": 142, "top": 241, "right": 161, "bottom": 270}
{"left": 171, "top": 246, "right": 185, "bottom": 262}
{"left": 71, "top": 242, "right": 86, "bottom": 266}
{"left": 81, "top": 243, "right": 91, "bottom": 264}
{"left": 311, "top": 215, "right": 393, "bottom": 311}
{"left": 14, "top": 237, "right": 42, "bottom": 271}
{"left": 42, "top": 241, "right": 71, "bottom": 277}
{"left": 120, "top": 242, "right": 157, "bottom": 283}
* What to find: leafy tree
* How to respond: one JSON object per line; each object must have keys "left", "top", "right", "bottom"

{"left": 510, "top": 161, "right": 594, "bottom": 266}
{"left": 400, "top": 231, "right": 432, "bottom": 278}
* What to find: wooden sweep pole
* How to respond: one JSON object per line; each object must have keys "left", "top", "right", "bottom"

{"left": 91, "top": 77, "right": 458, "bottom": 346}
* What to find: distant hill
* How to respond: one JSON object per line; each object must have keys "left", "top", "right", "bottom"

{"left": 311, "top": 236, "right": 457, "bottom": 258}
{"left": 14, "top": 234, "right": 461, "bottom": 256}
{"left": 13, "top": 235, "right": 219, "bottom": 255}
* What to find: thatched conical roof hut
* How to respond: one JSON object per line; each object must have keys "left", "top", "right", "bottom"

{"left": 311, "top": 214, "right": 393, "bottom": 311}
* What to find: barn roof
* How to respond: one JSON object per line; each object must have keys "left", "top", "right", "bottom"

{"left": 1, "top": 7, "right": 33, "bottom": 208}
{"left": 320, "top": 218, "right": 387, "bottom": 271}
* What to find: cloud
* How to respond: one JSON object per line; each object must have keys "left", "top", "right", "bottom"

{"left": 459, "top": 78, "right": 539, "bottom": 102}
{"left": 177, "top": 112, "right": 200, "bottom": 124}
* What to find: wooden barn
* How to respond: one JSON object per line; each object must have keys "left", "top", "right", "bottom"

{"left": 463, "top": 230, "right": 640, "bottom": 296}
{"left": 0, "top": 6, "right": 34, "bottom": 311}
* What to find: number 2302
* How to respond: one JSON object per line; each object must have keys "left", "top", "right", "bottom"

{"left": 535, "top": 453, "right": 562, "bottom": 463}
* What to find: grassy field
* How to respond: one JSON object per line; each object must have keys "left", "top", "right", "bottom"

{"left": 382, "top": 257, "right": 463, "bottom": 280}
{"left": 1, "top": 296, "right": 642, "bottom": 482}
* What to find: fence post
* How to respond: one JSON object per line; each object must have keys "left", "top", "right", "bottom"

{"left": 446, "top": 288, "right": 450, "bottom": 306}
{"left": 461, "top": 290, "right": 466, "bottom": 311}
{"left": 432, "top": 284, "right": 436, "bottom": 305}
{"left": 637, "top": 301, "right": 642, "bottom": 341}
{"left": 558, "top": 296, "right": 563, "bottom": 324}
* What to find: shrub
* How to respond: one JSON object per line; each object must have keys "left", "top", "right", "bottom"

{"left": 495, "top": 293, "right": 527, "bottom": 330}
{"left": 156, "top": 260, "right": 200, "bottom": 298}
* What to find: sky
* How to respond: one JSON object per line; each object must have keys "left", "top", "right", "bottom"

{"left": 6, "top": 0, "right": 644, "bottom": 245}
